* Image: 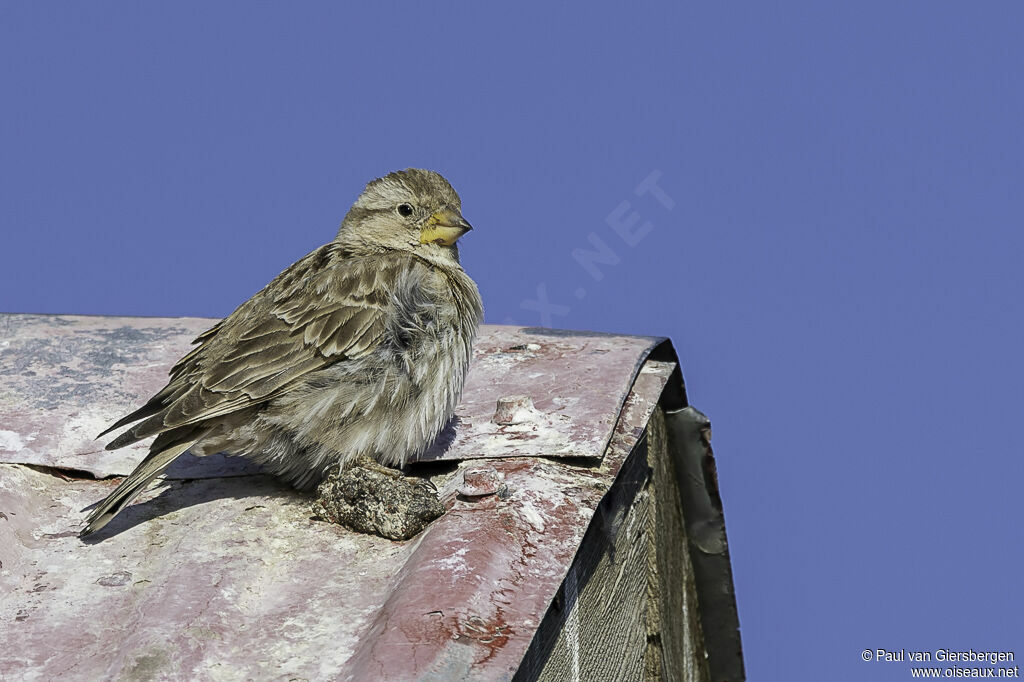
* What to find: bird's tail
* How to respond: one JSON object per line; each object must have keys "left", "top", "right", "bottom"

{"left": 80, "top": 437, "right": 199, "bottom": 536}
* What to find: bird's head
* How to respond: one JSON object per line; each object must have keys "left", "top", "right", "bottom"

{"left": 336, "top": 169, "right": 473, "bottom": 257}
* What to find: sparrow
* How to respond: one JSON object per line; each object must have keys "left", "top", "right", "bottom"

{"left": 81, "top": 168, "right": 483, "bottom": 536}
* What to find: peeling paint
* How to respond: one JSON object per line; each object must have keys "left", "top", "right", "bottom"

{"left": 0, "top": 429, "right": 25, "bottom": 452}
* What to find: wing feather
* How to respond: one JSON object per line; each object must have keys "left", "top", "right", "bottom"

{"left": 100, "top": 244, "right": 403, "bottom": 448}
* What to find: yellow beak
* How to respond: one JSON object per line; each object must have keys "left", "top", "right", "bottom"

{"left": 420, "top": 209, "right": 473, "bottom": 246}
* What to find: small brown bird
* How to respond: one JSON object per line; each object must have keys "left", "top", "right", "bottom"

{"left": 82, "top": 169, "right": 483, "bottom": 536}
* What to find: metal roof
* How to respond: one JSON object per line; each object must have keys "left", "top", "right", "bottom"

{"left": 0, "top": 313, "right": 742, "bottom": 680}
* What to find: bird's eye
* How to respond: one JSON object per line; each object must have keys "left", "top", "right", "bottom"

{"left": 397, "top": 203, "right": 414, "bottom": 217}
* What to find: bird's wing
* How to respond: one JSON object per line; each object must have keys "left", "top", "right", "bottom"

{"left": 101, "top": 244, "right": 401, "bottom": 448}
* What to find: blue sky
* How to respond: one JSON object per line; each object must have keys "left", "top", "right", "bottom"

{"left": 3, "top": 3, "right": 1022, "bottom": 679}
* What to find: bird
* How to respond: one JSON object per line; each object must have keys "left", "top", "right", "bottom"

{"left": 81, "top": 168, "right": 483, "bottom": 536}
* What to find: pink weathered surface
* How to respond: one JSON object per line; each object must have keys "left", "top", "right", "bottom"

{"left": 420, "top": 326, "right": 661, "bottom": 461}
{"left": 0, "top": 314, "right": 220, "bottom": 477}
{"left": 0, "top": 313, "right": 673, "bottom": 680}
{"left": 0, "top": 315, "right": 662, "bottom": 473}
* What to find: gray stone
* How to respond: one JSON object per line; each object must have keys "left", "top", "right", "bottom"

{"left": 313, "top": 464, "right": 446, "bottom": 541}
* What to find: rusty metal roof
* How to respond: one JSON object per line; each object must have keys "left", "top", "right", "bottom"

{"left": 0, "top": 313, "right": 741, "bottom": 680}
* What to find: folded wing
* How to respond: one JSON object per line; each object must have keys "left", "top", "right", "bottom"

{"left": 99, "top": 244, "right": 399, "bottom": 449}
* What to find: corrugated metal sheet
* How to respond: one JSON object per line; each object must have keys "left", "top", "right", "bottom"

{"left": 0, "top": 314, "right": 704, "bottom": 680}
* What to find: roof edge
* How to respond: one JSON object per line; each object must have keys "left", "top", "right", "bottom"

{"left": 655, "top": 339, "right": 745, "bottom": 680}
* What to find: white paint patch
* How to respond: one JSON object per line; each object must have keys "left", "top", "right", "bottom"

{"left": 518, "top": 501, "right": 546, "bottom": 534}
{"left": 0, "top": 430, "right": 25, "bottom": 452}
{"left": 564, "top": 568, "right": 581, "bottom": 682}
{"left": 60, "top": 411, "right": 115, "bottom": 450}
{"left": 434, "top": 542, "right": 472, "bottom": 583}
{"left": 457, "top": 418, "right": 582, "bottom": 459}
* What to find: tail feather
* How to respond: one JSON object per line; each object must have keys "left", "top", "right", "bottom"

{"left": 95, "top": 387, "right": 176, "bottom": 440}
{"left": 80, "top": 438, "right": 199, "bottom": 536}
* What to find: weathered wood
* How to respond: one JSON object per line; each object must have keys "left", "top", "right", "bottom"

{"left": 535, "top": 458, "right": 652, "bottom": 681}
{"left": 527, "top": 408, "right": 710, "bottom": 681}
{"left": 646, "top": 407, "right": 710, "bottom": 682}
